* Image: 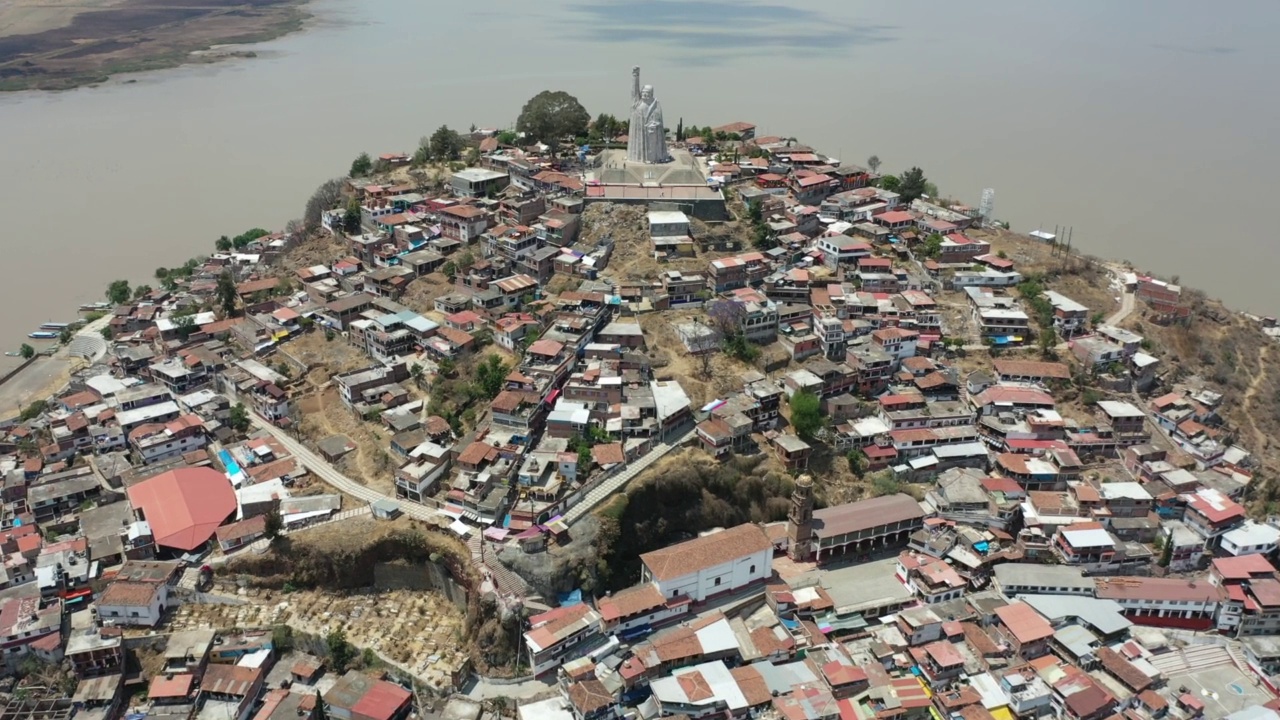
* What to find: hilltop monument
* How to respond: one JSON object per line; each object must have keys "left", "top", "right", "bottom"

{"left": 627, "top": 66, "right": 668, "bottom": 164}
{"left": 587, "top": 66, "right": 724, "bottom": 220}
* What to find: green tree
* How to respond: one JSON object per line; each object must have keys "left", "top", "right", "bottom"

{"left": 789, "top": 390, "right": 822, "bottom": 441}
{"left": 1038, "top": 331, "right": 1058, "bottom": 359}
{"left": 412, "top": 135, "right": 432, "bottom": 165}
{"left": 516, "top": 90, "right": 591, "bottom": 152}
{"left": 868, "top": 470, "right": 902, "bottom": 497}
{"left": 846, "top": 448, "right": 867, "bottom": 476}
{"left": 18, "top": 344, "right": 34, "bottom": 359}
{"left": 343, "top": 197, "right": 362, "bottom": 234}
{"left": 100, "top": 327, "right": 114, "bottom": 341}
{"left": 132, "top": 284, "right": 152, "bottom": 300}
{"left": 442, "top": 260, "right": 457, "bottom": 279}
{"left": 410, "top": 363, "right": 425, "bottom": 389}
{"left": 154, "top": 267, "right": 169, "bottom": 281}
{"left": 752, "top": 223, "right": 775, "bottom": 250}
{"left": 438, "top": 356, "right": 456, "bottom": 377}
{"left": 271, "top": 625, "right": 294, "bottom": 653}
{"left": 315, "top": 691, "right": 327, "bottom": 720}
{"left": 349, "top": 152, "right": 373, "bottom": 177}
{"left": 496, "top": 130, "right": 518, "bottom": 145}
{"left": 215, "top": 236, "right": 232, "bottom": 252}
{"left": 20, "top": 400, "right": 47, "bottom": 421}
{"left": 326, "top": 629, "right": 355, "bottom": 672}
{"left": 1158, "top": 533, "right": 1173, "bottom": 567}
{"left": 232, "top": 228, "right": 270, "bottom": 250}
{"left": 898, "top": 166, "right": 928, "bottom": 204}
{"left": 922, "top": 233, "right": 943, "bottom": 258}
{"left": 105, "top": 279, "right": 131, "bottom": 305}
{"left": 866, "top": 154, "right": 881, "bottom": 174}
{"left": 59, "top": 327, "right": 73, "bottom": 344}
{"left": 264, "top": 507, "right": 284, "bottom": 545}
{"left": 228, "top": 403, "right": 251, "bottom": 432}
{"left": 216, "top": 270, "right": 238, "bottom": 317}
{"left": 473, "top": 354, "right": 508, "bottom": 400}
{"left": 176, "top": 315, "right": 198, "bottom": 341}
{"left": 430, "top": 125, "right": 464, "bottom": 161}
{"left": 878, "top": 174, "right": 900, "bottom": 192}
{"left": 675, "top": 117, "right": 684, "bottom": 142}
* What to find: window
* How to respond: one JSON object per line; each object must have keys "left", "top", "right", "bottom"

{"left": 714, "top": 578, "right": 722, "bottom": 586}
{"left": 749, "top": 565, "right": 756, "bottom": 574}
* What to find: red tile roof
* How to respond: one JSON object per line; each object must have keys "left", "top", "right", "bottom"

{"left": 640, "top": 524, "right": 771, "bottom": 581}
{"left": 1186, "top": 488, "right": 1245, "bottom": 524}
{"left": 351, "top": 680, "right": 412, "bottom": 720}
{"left": 994, "top": 602, "right": 1054, "bottom": 644}
{"left": 992, "top": 359, "right": 1072, "bottom": 380}
{"left": 1094, "top": 577, "right": 1223, "bottom": 604}
{"left": 149, "top": 673, "right": 194, "bottom": 699}
{"left": 126, "top": 467, "right": 236, "bottom": 551}
{"left": 877, "top": 211, "right": 915, "bottom": 224}
{"left": 1212, "top": 554, "right": 1277, "bottom": 580}
{"left": 598, "top": 583, "right": 666, "bottom": 622}
{"left": 812, "top": 494, "right": 923, "bottom": 539}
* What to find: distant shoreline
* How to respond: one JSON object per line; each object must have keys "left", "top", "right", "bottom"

{"left": 0, "top": 0, "right": 313, "bottom": 92}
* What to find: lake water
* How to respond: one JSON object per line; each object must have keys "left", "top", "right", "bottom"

{"left": 1, "top": 0, "right": 1278, "bottom": 345}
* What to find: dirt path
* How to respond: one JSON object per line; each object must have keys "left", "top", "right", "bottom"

{"left": 1241, "top": 343, "right": 1274, "bottom": 449}
{"left": 1104, "top": 266, "right": 1136, "bottom": 326}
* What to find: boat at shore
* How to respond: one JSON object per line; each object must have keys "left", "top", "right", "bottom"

{"left": 27, "top": 331, "right": 59, "bottom": 339}
{"left": 79, "top": 302, "right": 111, "bottom": 311}
{"left": 39, "top": 322, "right": 72, "bottom": 331}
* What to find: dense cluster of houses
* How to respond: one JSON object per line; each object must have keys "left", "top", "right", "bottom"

{"left": 515, "top": 472, "right": 1280, "bottom": 720}
{"left": 0, "top": 120, "right": 1274, "bottom": 720}
{"left": 52, "top": 618, "right": 412, "bottom": 720}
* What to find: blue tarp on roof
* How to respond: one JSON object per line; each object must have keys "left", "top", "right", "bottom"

{"left": 558, "top": 589, "right": 583, "bottom": 607}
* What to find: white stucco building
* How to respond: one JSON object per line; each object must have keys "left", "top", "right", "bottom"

{"left": 639, "top": 524, "right": 773, "bottom": 602}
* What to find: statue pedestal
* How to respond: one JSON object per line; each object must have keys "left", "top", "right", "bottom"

{"left": 592, "top": 148, "right": 706, "bottom": 186}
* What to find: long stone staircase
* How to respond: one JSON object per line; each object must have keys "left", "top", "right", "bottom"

{"left": 1149, "top": 644, "right": 1235, "bottom": 676}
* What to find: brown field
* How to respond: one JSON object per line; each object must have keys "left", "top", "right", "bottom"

{"left": 296, "top": 386, "right": 397, "bottom": 494}
{"left": 979, "top": 228, "right": 1120, "bottom": 319}
{"left": 0, "top": 0, "right": 309, "bottom": 91}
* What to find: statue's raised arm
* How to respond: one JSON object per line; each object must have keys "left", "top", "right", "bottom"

{"left": 631, "top": 66, "right": 641, "bottom": 104}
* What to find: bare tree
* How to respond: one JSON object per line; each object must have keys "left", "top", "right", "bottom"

{"left": 707, "top": 299, "right": 747, "bottom": 338}
{"left": 866, "top": 154, "right": 882, "bottom": 174}
{"left": 303, "top": 177, "right": 346, "bottom": 232}
{"left": 697, "top": 349, "right": 715, "bottom": 378}
{"left": 283, "top": 218, "right": 304, "bottom": 243}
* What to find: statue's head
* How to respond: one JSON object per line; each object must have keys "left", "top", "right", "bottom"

{"left": 641, "top": 85, "right": 654, "bottom": 102}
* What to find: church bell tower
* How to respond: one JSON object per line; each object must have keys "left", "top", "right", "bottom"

{"left": 787, "top": 474, "right": 814, "bottom": 561}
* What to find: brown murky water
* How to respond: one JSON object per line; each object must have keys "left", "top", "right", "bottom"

{"left": 0, "top": 0, "right": 1276, "bottom": 345}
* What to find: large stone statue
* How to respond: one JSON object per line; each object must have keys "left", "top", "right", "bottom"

{"left": 627, "top": 66, "right": 668, "bottom": 164}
